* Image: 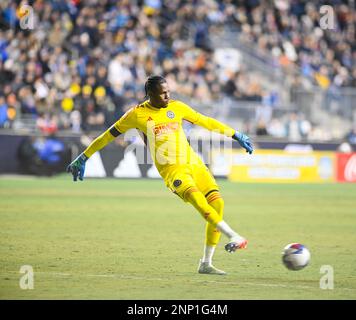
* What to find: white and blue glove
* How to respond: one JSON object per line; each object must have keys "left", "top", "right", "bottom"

{"left": 232, "top": 132, "right": 253, "bottom": 154}
{"left": 67, "top": 153, "right": 88, "bottom": 181}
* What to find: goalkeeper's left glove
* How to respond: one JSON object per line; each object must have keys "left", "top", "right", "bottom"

{"left": 66, "top": 153, "right": 88, "bottom": 181}
{"left": 232, "top": 131, "right": 253, "bottom": 154}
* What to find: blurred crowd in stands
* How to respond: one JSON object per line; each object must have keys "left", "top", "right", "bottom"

{"left": 0, "top": 0, "right": 355, "bottom": 143}
{"left": 231, "top": 0, "right": 356, "bottom": 89}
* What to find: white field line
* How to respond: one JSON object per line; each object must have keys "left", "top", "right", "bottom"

{"left": 3, "top": 271, "right": 356, "bottom": 292}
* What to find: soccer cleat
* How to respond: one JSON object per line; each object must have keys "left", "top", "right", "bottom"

{"left": 198, "top": 259, "right": 226, "bottom": 275}
{"left": 225, "top": 236, "right": 248, "bottom": 253}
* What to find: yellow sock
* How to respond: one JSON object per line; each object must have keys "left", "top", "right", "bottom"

{"left": 184, "top": 187, "right": 223, "bottom": 226}
{"left": 205, "top": 192, "right": 224, "bottom": 246}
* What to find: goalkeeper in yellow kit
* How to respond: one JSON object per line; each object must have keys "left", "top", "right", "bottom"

{"left": 67, "top": 75, "right": 253, "bottom": 275}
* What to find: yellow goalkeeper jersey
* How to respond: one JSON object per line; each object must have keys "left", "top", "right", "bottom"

{"left": 112, "top": 99, "right": 235, "bottom": 176}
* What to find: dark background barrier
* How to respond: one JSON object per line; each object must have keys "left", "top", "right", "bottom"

{"left": 0, "top": 134, "right": 73, "bottom": 176}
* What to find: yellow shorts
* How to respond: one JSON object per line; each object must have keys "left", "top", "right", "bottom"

{"left": 162, "top": 164, "right": 219, "bottom": 201}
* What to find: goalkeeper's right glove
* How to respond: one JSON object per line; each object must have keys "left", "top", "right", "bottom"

{"left": 232, "top": 131, "right": 253, "bottom": 154}
{"left": 66, "top": 153, "right": 88, "bottom": 181}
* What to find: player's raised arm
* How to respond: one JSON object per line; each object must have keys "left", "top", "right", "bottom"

{"left": 67, "top": 107, "right": 136, "bottom": 181}
{"left": 182, "top": 103, "right": 254, "bottom": 154}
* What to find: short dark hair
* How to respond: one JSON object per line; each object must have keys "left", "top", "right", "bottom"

{"left": 144, "top": 75, "right": 166, "bottom": 96}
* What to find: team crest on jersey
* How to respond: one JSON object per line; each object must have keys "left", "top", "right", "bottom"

{"left": 173, "top": 179, "right": 182, "bottom": 188}
{"left": 167, "top": 111, "right": 175, "bottom": 119}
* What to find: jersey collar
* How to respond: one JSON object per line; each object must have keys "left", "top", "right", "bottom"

{"left": 146, "top": 100, "right": 169, "bottom": 110}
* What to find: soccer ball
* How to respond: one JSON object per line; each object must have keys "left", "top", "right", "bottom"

{"left": 282, "top": 243, "right": 310, "bottom": 271}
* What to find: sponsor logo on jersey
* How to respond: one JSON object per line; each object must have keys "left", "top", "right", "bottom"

{"left": 167, "top": 111, "right": 175, "bottom": 119}
{"left": 153, "top": 122, "right": 179, "bottom": 136}
{"left": 345, "top": 154, "right": 356, "bottom": 181}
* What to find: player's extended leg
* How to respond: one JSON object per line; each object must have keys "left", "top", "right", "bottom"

{"left": 166, "top": 167, "right": 247, "bottom": 274}
{"left": 184, "top": 186, "right": 242, "bottom": 243}
{"left": 165, "top": 170, "right": 225, "bottom": 228}
{"left": 183, "top": 187, "right": 223, "bottom": 227}
{"left": 183, "top": 187, "right": 247, "bottom": 274}
{"left": 194, "top": 166, "right": 248, "bottom": 256}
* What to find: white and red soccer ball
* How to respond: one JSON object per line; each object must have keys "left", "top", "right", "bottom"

{"left": 282, "top": 243, "right": 311, "bottom": 271}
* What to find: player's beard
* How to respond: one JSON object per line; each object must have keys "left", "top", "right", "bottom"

{"left": 157, "top": 99, "right": 169, "bottom": 108}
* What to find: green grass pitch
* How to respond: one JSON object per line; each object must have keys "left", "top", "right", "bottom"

{"left": 1, "top": 176, "right": 356, "bottom": 299}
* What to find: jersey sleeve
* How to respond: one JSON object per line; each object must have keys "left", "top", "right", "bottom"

{"left": 82, "top": 107, "right": 137, "bottom": 158}
{"left": 113, "top": 107, "right": 137, "bottom": 133}
{"left": 180, "top": 102, "right": 235, "bottom": 137}
{"left": 180, "top": 101, "right": 201, "bottom": 124}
